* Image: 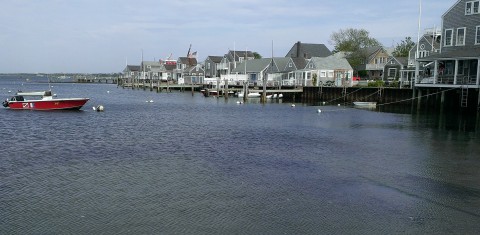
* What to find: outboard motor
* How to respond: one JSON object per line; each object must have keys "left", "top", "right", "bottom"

{"left": 2, "top": 99, "right": 9, "bottom": 108}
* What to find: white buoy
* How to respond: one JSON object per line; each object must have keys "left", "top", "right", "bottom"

{"left": 317, "top": 109, "right": 321, "bottom": 113}
{"left": 236, "top": 101, "right": 243, "bottom": 104}
{"left": 291, "top": 104, "right": 296, "bottom": 107}
{"left": 94, "top": 105, "right": 104, "bottom": 112}
{"left": 338, "top": 104, "right": 341, "bottom": 106}
{"left": 322, "top": 102, "right": 326, "bottom": 105}
{"left": 107, "top": 91, "right": 110, "bottom": 94}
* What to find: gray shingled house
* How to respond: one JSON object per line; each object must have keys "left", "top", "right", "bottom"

{"left": 416, "top": 0, "right": 480, "bottom": 88}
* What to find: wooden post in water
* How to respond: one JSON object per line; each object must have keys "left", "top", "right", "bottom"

{"left": 150, "top": 77, "right": 153, "bottom": 91}
{"left": 216, "top": 78, "right": 220, "bottom": 97}
{"left": 190, "top": 80, "right": 193, "bottom": 96}
{"left": 224, "top": 79, "right": 229, "bottom": 100}
{"left": 243, "top": 82, "right": 248, "bottom": 103}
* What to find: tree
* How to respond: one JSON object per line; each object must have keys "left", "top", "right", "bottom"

{"left": 329, "top": 28, "right": 382, "bottom": 74}
{"left": 330, "top": 28, "right": 381, "bottom": 53}
{"left": 392, "top": 37, "right": 415, "bottom": 57}
{"left": 253, "top": 52, "right": 262, "bottom": 59}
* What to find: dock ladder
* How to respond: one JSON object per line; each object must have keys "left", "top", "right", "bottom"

{"left": 461, "top": 77, "right": 468, "bottom": 108}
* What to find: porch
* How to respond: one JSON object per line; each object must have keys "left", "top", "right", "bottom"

{"left": 416, "top": 56, "right": 480, "bottom": 88}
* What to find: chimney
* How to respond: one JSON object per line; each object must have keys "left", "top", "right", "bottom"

{"left": 296, "top": 41, "right": 301, "bottom": 58}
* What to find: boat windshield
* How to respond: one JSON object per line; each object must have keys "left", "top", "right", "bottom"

{"left": 12, "top": 96, "right": 24, "bottom": 101}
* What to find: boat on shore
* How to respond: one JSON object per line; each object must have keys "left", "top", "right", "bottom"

{"left": 2, "top": 91, "right": 89, "bottom": 110}
{"left": 353, "top": 101, "right": 377, "bottom": 107}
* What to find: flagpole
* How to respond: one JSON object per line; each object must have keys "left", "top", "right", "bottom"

{"left": 414, "top": 0, "right": 422, "bottom": 86}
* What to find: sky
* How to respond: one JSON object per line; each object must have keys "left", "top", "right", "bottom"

{"left": 0, "top": 0, "right": 455, "bottom": 73}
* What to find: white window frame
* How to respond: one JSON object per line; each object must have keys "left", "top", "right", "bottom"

{"left": 466, "top": 1, "right": 473, "bottom": 15}
{"left": 476, "top": 26, "right": 480, "bottom": 44}
{"left": 328, "top": 71, "right": 334, "bottom": 78}
{"left": 388, "top": 68, "right": 397, "bottom": 78}
{"left": 456, "top": 27, "right": 466, "bottom": 46}
{"left": 320, "top": 71, "right": 327, "bottom": 77}
{"left": 445, "top": 29, "right": 454, "bottom": 46}
{"left": 475, "top": 1, "right": 480, "bottom": 14}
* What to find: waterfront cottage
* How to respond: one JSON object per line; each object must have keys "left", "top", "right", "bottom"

{"left": 174, "top": 57, "right": 197, "bottom": 84}
{"left": 122, "top": 65, "right": 140, "bottom": 83}
{"left": 140, "top": 61, "right": 165, "bottom": 81}
{"left": 204, "top": 56, "right": 224, "bottom": 79}
{"left": 183, "top": 65, "right": 205, "bottom": 85}
{"left": 295, "top": 54, "right": 354, "bottom": 87}
{"left": 230, "top": 58, "right": 276, "bottom": 85}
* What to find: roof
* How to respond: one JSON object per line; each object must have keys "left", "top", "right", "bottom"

{"left": 124, "top": 65, "right": 140, "bottom": 72}
{"left": 271, "top": 57, "right": 292, "bottom": 72}
{"left": 229, "top": 50, "right": 254, "bottom": 58}
{"left": 442, "top": 0, "right": 462, "bottom": 18}
{"left": 232, "top": 58, "right": 276, "bottom": 73}
{"left": 309, "top": 55, "right": 353, "bottom": 70}
{"left": 286, "top": 41, "right": 332, "bottom": 58}
{"left": 291, "top": 57, "right": 307, "bottom": 70}
{"left": 206, "top": 56, "right": 223, "bottom": 63}
{"left": 386, "top": 56, "right": 408, "bottom": 68}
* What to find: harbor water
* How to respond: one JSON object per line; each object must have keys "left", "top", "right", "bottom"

{"left": 1, "top": 75, "right": 480, "bottom": 234}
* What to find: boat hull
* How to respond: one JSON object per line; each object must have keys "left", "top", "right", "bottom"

{"left": 6, "top": 98, "right": 89, "bottom": 110}
{"left": 353, "top": 102, "right": 377, "bottom": 107}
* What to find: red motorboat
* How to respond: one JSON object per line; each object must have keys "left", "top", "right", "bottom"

{"left": 3, "top": 91, "right": 89, "bottom": 110}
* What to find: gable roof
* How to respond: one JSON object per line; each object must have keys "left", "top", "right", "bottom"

{"left": 286, "top": 41, "right": 332, "bottom": 58}
{"left": 271, "top": 57, "right": 292, "bottom": 72}
{"left": 308, "top": 55, "right": 353, "bottom": 70}
{"left": 232, "top": 58, "right": 272, "bottom": 73}
{"left": 442, "top": 0, "right": 462, "bottom": 18}
{"left": 386, "top": 57, "right": 408, "bottom": 67}
{"left": 206, "top": 56, "right": 223, "bottom": 63}
{"left": 291, "top": 57, "right": 307, "bottom": 70}
{"left": 124, "top": 65, "right": 140, "bottom": 72}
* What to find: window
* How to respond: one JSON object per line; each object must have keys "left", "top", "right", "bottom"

{"left": 476, "top": 26, "right": 480, "bottom": 44}
{"left": 388, "top": 68, "right": 397, "bottom": 78}
{"left": 457, "top": 27, "right": 466, "bottom": 46}
{"left": 445, "top": 29, "right": 453, "bottom": 46}
{"left": 467, "top": 1, "right": 472, "bottom": 14}
{"left": 288, "top": 62, "right": 293, "bottom": 68}
{"left": 320, "top": 71, "right": 326, "bottom": 77}
{"left": 328, "top": 72, "right": 334, "bottom": 77}
{"left": 467, "top": 1, "right": 480, "bottom": 14}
